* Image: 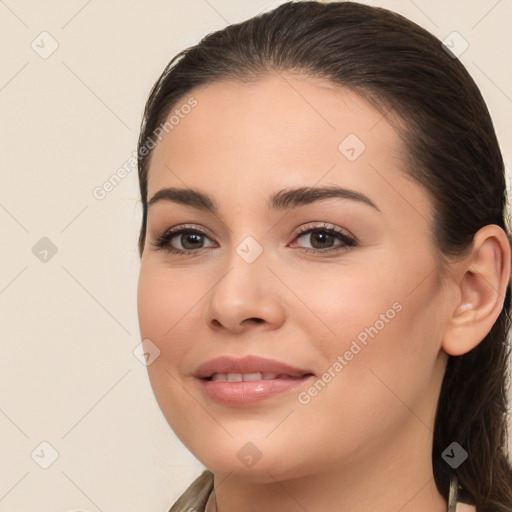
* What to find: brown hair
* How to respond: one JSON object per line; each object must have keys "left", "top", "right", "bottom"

{"left": 136, "top": 1, "right": 512, "bottom": 509}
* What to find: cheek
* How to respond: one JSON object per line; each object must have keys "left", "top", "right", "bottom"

{"left": 137, "top": 265, "right": 202, "bottom": 429}
{"left": 290, "top": 252, "right": 443, "bottom": 406}
{"left": 137, "top": 264, "right": 203, "bottom": 344}
{"left": 290, "top": 294, "right": 441, "bottom": 458}
{"left": 137, "top": 265, "right": 205, "bottom": 401}
{"left": 303, "top": 249, "right": 442, "bottom": 352}
{"left": 284, "top": 258, "right": 403, "bottom": 353}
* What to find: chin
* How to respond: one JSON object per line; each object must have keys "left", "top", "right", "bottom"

{"left": 186, "top": 440, "right": 314, "bottom": 484}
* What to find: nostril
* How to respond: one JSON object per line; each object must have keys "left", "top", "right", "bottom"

{"left": 243, "top": 317, "right": 264, "bottom": 326}
{"left": 210, "top": 317, "right": 264, "bottom": 329}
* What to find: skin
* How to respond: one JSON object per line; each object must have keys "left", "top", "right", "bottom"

{"left": 137, "top": 73, "right": 509, "bottom": 512}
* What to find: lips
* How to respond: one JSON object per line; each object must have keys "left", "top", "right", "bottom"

{"left": 193, "top": 355, "right": 315, "bottom": 405}
{"left": 194, "top": 355, "right": 313, "bottom": 380}
{"left": 210, "top": 372, "right": 300, "bottom": 382}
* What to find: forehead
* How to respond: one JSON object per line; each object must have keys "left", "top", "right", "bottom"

{"left": 146, "top": 72, "right": 418, "bottom": 212}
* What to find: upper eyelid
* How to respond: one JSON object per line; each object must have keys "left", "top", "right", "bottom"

{"left": 294, "top": 222, "right": 354, "bottom": 236}
{"left": 161, "top": 222, "right": 349, "bottom": 236}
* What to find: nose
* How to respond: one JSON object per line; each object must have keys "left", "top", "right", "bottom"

{"left": 204, "top": 245, "right": 286, "bottom": 335}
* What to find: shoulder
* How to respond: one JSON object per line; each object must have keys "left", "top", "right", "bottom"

{"left": 168, "top": 469, "right": 214, "bottom": 512}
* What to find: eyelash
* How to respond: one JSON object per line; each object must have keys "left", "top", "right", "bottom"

{"left": 151, "top": 222, "right": 357, "bottom": 256}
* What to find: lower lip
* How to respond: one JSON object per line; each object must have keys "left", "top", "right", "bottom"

{"left": 199, "top": 376, "right": 314, "bottom": 405}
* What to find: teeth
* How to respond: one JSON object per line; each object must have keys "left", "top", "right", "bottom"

{"left": 210, "top": 372, "right": 295, "bottom": 382}
{"left": 243, "top": 373, "right": 263, "bottom": 381}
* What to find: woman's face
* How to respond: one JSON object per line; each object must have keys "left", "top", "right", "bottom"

{"left": 137, "top": 73, "right": 453, "bottom": 481}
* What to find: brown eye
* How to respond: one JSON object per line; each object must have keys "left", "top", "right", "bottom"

{"left": 152, "top": 227, "right": 216, "bottom": 255}
{"left": 292, "top": 224, "right": 356, "bottom": 254}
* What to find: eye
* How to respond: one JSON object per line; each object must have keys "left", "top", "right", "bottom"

{"left": 290, "top": 223, "right": 356, "bottom": 253}
{"left": 151, "top": 225, "right": 216, "bottom": 255}
{"left": 151, "top": 222, "right": 356, "bottom": 256}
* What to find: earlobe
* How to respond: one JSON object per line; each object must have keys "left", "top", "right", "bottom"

{"left": 442, "top": 225, "right": 511, "bottom": 357}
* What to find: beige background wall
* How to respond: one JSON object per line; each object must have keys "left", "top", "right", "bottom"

{"left": 1, "top": 1, "right": 511, "bottom": 511}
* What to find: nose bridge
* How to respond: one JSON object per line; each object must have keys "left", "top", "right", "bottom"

{"left": 205, "top": 231, "right": 285, "bottom": 331}
{"left": 213, "top": 233, "right": 268, "bottom": 306}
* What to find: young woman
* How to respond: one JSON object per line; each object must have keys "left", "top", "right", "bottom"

{"left": 135, "top": 1, "right": 512, "bottom": 511}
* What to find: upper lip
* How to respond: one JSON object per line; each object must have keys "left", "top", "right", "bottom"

{"left": 193, "top": 355, "right": 314, "bottom": 379}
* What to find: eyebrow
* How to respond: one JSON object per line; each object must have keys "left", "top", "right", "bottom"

{"left": 147, "top": 185, "right": 380, "bottom": 212}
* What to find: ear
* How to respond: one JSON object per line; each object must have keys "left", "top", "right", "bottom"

{"left": 442, "top": 225, "right": 511, "bottom": 356}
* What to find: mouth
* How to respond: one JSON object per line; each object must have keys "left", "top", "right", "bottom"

{"left": 205, "top": 372, "right": 313, "bottom": 382}
{"left": 194, "top": 356, "right": 315, "bottom": 407}
{"left": 194, "top": 354, "right": 314, "bottom": 380}
{"left": 198, "top": 373, "right": 315, "bottom": 405}
{"left": 193, "top": 355, "right": 316, "bottom": 405}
